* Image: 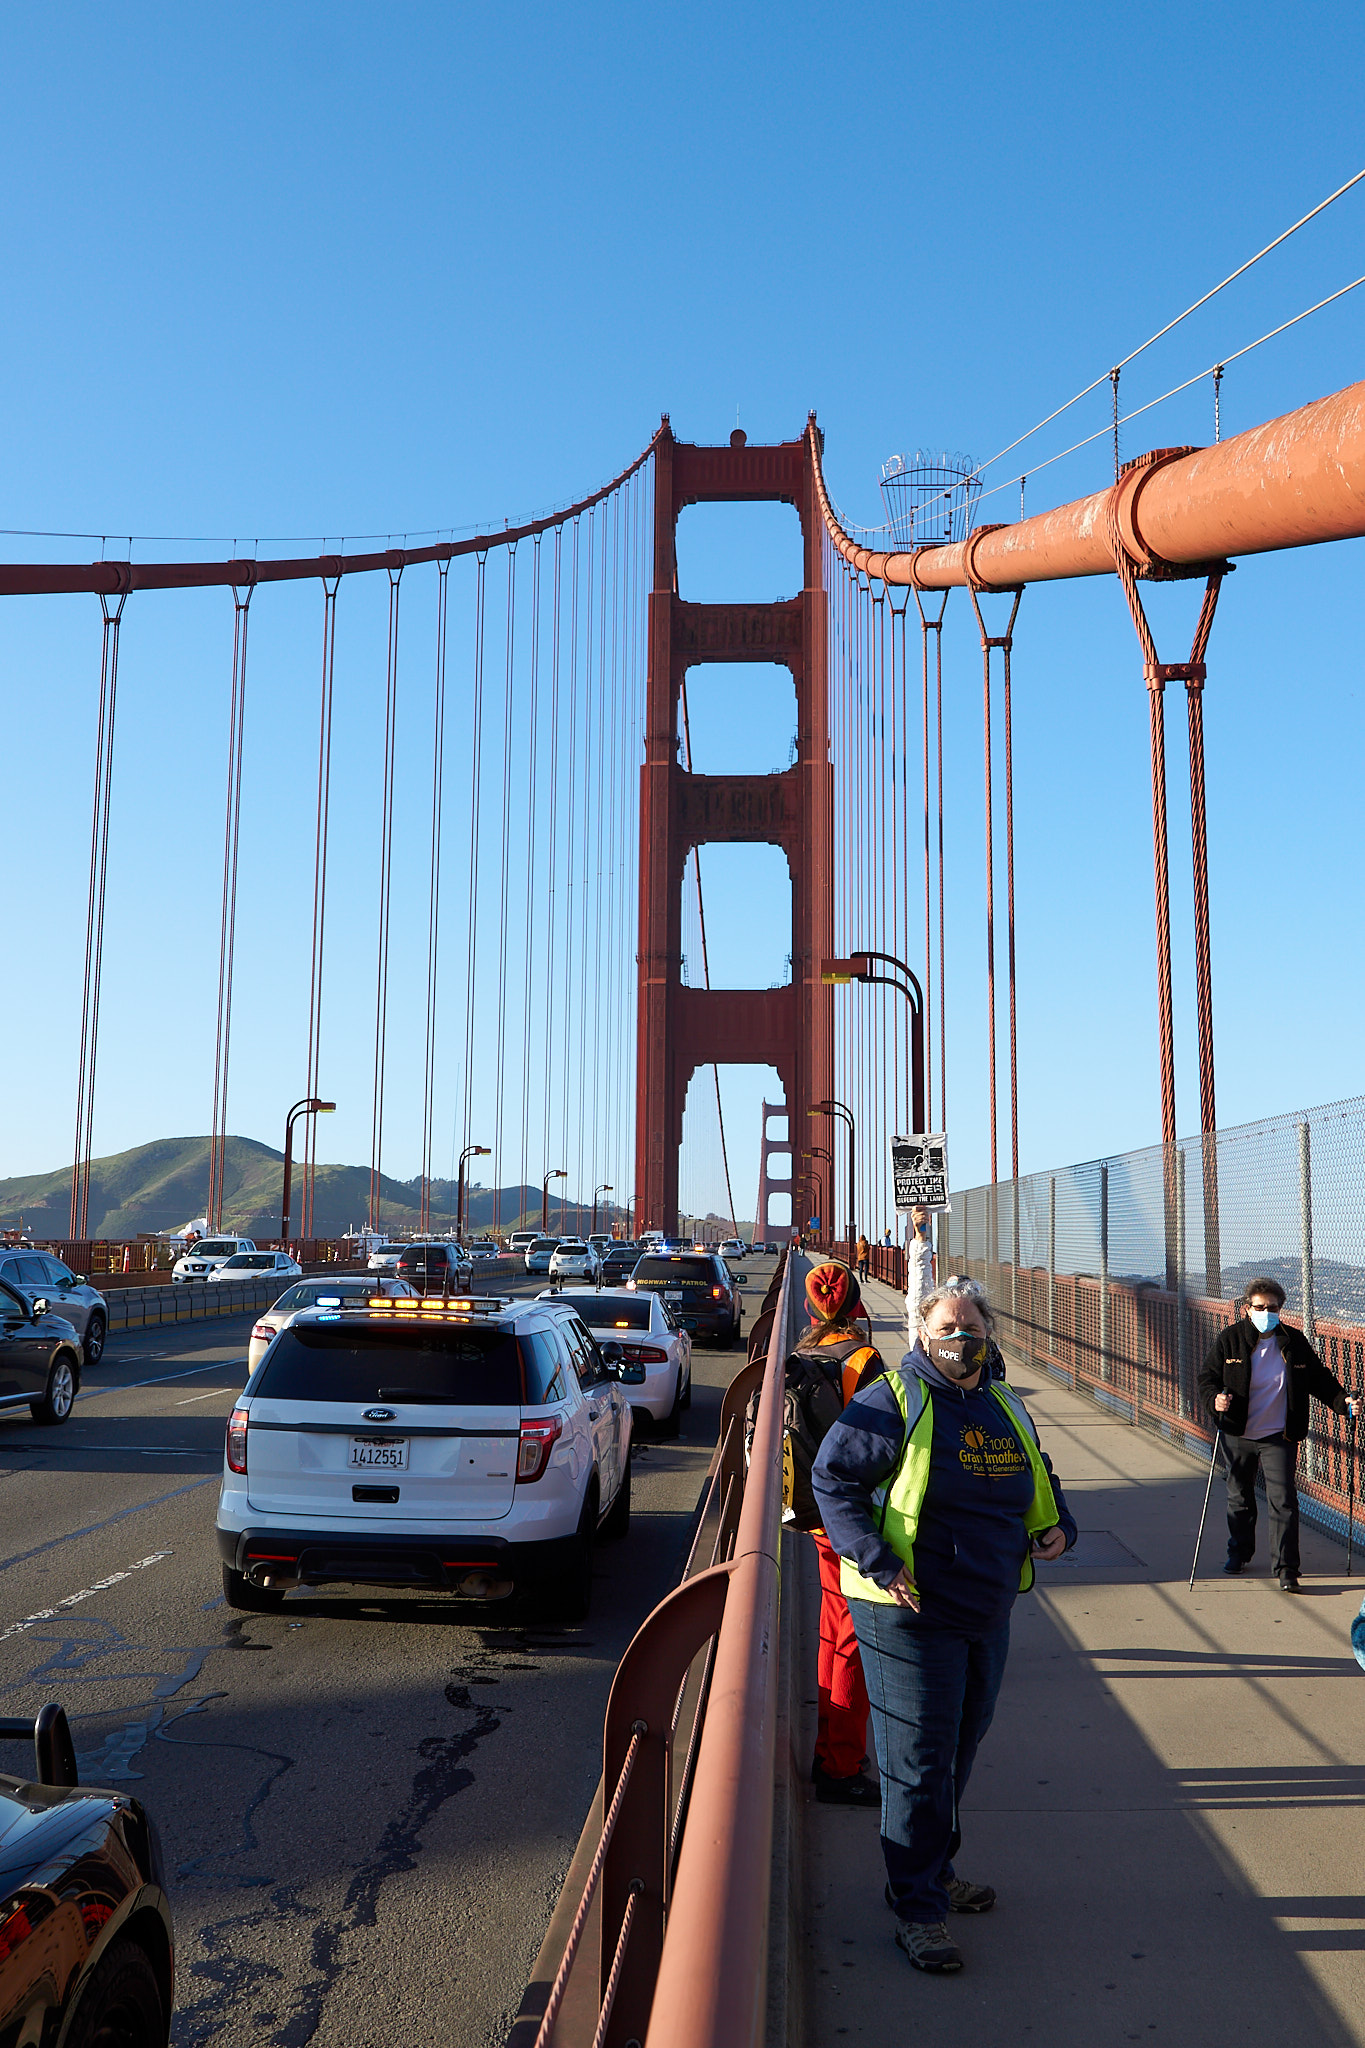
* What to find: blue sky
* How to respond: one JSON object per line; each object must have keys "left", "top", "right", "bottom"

{"left": 2, "top": 2, "right": 1364, "bottom": 1225}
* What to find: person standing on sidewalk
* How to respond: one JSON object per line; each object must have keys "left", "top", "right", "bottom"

{"left": 1198, "top": 1276, "right": 1356, "bottom": 1592}
{"left": 904, "top": 1204, "right": 934, "bottom": 1343}
{"left": 811, "top": 1276, "right": 1076, "bottom": 1974}
{"left": 855, "top": 1233, "right": 870, "bottom": 1281}
{"left": 794, "top": 1260, "right": 885, "bottom": 1806}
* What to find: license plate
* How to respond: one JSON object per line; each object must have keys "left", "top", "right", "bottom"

{"left": 349, "top": 1437, "right": 409, "bottom": 1470}
{"left": 666, "top": 1290, "right": 684, "bottom": 1303}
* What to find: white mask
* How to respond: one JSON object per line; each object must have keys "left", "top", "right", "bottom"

{"left": 1248, "top": 1307, "right": 1280, "bottom": 1334}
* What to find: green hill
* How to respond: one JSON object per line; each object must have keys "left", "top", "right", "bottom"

{"left": 0, "top": 1136, "right": 615, "bottom": 1242}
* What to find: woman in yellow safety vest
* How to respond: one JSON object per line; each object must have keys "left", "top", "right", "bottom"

{"left": 811, "top": 1275, "right": 1076, "bottom": 1976}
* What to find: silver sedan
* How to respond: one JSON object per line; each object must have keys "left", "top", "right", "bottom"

{"left": 246, "top": 1274, "right": 417, "bottom": 1374}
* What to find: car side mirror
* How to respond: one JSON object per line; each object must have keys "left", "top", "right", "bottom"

{"left": 31, "top": 1298, "right": 49, "bottom": 1318}
{"left": 75, "top": 1274, "right": 88, "bottom": 1286}
{"left": 616, "top": 1360, "right": 647, "bottom": 1385}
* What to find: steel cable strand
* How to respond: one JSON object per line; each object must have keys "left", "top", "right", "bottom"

{"left": 420, "top": 561, "right": 451, "bottom": 1236}
{"left": 588, "top": 503, "right": 610, "bottom": 1208}
{"left": 561, "top": 521, "right": 580, "bottom": 1234}
{"left": 461, "top": 554, "right": 489, "bottom": 1180}
{"left": 544, "top": 526, "right": 563, "bottom": 1220}
{"left": 573, "top": 510, "right": 597, "bottom": 1226}
{"left": 599, "top": 488, "right": 619, "bottom": 1208}
{"left": 302, "top": 573, "right": 340, "bottom": 1238}
{"left": 209, "top": 578, "right": 254, "bottom": 1229}
{"left": 492, "top": 546, "right": 518, "bottom": 1235}
{"left": 70, "top": 589, "right": 126, "bottom": 1238}
{"left": 519, "top": 536, "right": 542, "bottom": 1227}
{"left": 369, "top": 564, "right": 403, "bottom": 1234}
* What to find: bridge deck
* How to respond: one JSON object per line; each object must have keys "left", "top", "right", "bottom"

{"left": 797, "top": 1273, "right": 1365, "bottom": 2045}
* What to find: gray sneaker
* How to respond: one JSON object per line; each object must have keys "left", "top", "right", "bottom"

{"left": 895, "top": 1919, "right": 963, "bottom": 1972}
{"left": 944, "top": 1876, "right": 996, "bottom": 1914}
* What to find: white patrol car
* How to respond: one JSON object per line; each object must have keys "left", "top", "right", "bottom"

{"left": 539, "top": 1287, "right": 691, "bottom": 1434}
{"left": 216, "top": 1290, "right": 638, "bottom": 1623}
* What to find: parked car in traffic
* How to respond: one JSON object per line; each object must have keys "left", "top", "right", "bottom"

{"left": 208, "top": 1250, "right": 304, "bottom": 1285}
{"left": 172, "top": 1236, "right": 257, "bottom": 1283}
{"left": 523, "top": 1237, "right": 561, "bottom": 1274}
{"left": 507, "top": 1231, "right": 539, "bottom": 1257}
{"left": 365, "top": 1242, "right": 410, "bottom": 1274}
{"left": 718, "top": 1239, "right": 748, "bottom": 1265}
{"left": 549, "top": 1240, "right": 600, "bottom": 1283}
{"left": 246, "top": 1274, "right": 419, "bottom": 1374}
{"left": 539, "top": 1286, "right": 690, "bottom": 1433}
{"left": 216, "top": 1290, "right": 638, "bottom": 1622}
{"left": 628, "top": 1251, "right": 742, "bottom": 1345}
{"left": 395, "top": 1242, "right": 473, "bottom": 1295}
{"left": 0, "top": 1705, "right": 175, "bottom": 2047}
{"left": 0, "top": 1278, "right": 85, "bottom": 1423}
{"left": 463, "top": 1238, "right": 501, "bottom": 1262}
{"left": 597, "top": 1241, "right": 641, "bottom": 1285}
{"left": 0, "top": 1249, "right": 108, "bottom": 1363}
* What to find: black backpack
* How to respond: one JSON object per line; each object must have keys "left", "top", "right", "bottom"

{"left": 746, "top": 1338, "right": 881, "bottom": 1533}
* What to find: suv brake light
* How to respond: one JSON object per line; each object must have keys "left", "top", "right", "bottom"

{"left": 226, "top": 1406, "right": 249, "bottom": 1474}
{"left": 517, "top": 1414, "right": 563, "bottom": 1483}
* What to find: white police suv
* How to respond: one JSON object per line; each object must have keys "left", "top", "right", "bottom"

{"left": 215, "top": 1291, "right": 637, "bottom": 1623}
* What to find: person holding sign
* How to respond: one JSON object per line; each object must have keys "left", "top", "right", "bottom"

{"left": 905, "top": 1204, "right": 934, "bottom": 1341}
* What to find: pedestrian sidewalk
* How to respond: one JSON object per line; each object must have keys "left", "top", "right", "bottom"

{"left": 794, "top": 1270, "right": 1365, "bottom": 2047}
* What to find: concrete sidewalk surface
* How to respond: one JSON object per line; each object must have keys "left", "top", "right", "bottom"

{"left": 795, "top": 1272, "right": 1365, "bottom": 2046}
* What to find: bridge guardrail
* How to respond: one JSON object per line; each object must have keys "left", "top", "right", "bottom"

{"left": 511, "top": 1251, "right": 797, "bottom": 2048}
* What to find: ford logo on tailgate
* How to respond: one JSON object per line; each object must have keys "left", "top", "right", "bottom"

{"left": 363, "top": 1407, "right": 397, "bottom": 1422}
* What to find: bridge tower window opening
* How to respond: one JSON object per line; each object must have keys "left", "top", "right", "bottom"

{"left": 674, "top": 496, "right": 804, "bottom": 606}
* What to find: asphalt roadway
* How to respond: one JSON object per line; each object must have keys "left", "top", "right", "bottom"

{"left": 0, "top": 1261, "right": 774, "bottom": 2048}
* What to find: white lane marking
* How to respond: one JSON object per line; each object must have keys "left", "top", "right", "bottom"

{"left": 79, "top": 1362, "right": 249, "bottom": 1402}
{"left": 0, "top": 1551, "right": 171, "bottom": 1643}
{"left": 175, "top": 1389, "right": 236, "bottom": 1405}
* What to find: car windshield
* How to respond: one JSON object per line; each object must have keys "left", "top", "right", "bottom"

{"left": 255, "top": 1323, "right": 524, "bottom": 1404}
{"left": 271, "top": 1280, "right": 375, "bottom": 1312}
{"left": 530, "top": 1240, "right": 558, "bottom": 1253}
{"left": 564, "top": 1296, "right": 652, "bottom": 1331}
{"left": 228, "top": 1254, "right": 274, "bottom": 1269}
{"left": 634, "top": 1256, "right": 716, "bottom": 1284}
{"left": 196, "top": 1241, "right": 238, "bottom": 1257}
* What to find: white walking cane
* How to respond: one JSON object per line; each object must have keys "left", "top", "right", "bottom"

{"left": 1189, "top": 1430, "right": 1223, "bottom": 1589}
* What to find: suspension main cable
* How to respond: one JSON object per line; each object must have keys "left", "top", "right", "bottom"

{"left": 971, "top": 165, "right": 1365, "bottom": 482}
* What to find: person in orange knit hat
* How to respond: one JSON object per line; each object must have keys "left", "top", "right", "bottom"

{"left": 797, "top": 1258, "right": 884, "bottom": 1804}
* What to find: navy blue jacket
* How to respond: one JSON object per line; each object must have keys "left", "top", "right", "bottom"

{"left": 811, "top": 1347, "right": 1077, "bottom": 1633}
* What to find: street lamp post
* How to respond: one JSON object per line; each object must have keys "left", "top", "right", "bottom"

{"left": 280, "top": 1098, "right": 336, "bottom": 1245}
{"left": 800, "top": 1153, "right": 827, "bottom": 1243}
{"left": 593, "top": 1184, "right": 613, "bottom": 1237}
{"left": 809, "top": 1099, "right": 856, "bottom": 1266}
{"left": 542, "top": 1168, "right": 567, "bottom": 1235}
{"left": 823, "top": 951, "right": 926, "bottom": 1133}
{"left": 457, "top": 1144, "right": 491, "bottom": 1242}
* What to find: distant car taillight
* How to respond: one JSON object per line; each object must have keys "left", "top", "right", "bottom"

{"left": 251, "top": 1322, "right": 275, "bottom": 1343}
{"left": 226, "top": 1406, "right": 249, "bottom": 1474}
{"left": 516, "top": 1414, "right": 563, "bottom": 1483}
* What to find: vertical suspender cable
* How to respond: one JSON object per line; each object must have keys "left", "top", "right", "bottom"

{"left": 561, "top": 521, "right": 580, "bottom": 1232}
{"left": 70, "top": 584, "right": 128, "bottom": 1241}
{"left": 576, "top": 509, "right": 596, "bottom": 1223}
{"left": 1002, "top": 631, "right": 1020, "bottom": 1186}
{"left": 545, "top": 527, "right": 563, "bottom": 1218}
{"left": 519, "top": 536, "right": 542, "bottom": 1224}
{"left": 981, "top": 609, "right": 998, "bottom": 1188}
{"left": 368, "top": 564, "right": 403, "bottom": 1234}
{"left": 461, "top": 553, "right": 489, "bottom": 1180}
{"left": 492, "top": 546, "right": 518, "bottom": 1233}
{"left": 302, "top": 572, "right": 340, "bottom": 1239}
{"left": 420, "top": 560, "right": 450, "bottom": 1237}
{"left": 936, "top": 604, "right": 947, "bottom": 1138}
{"left": 208, "top": 575, "right": 255, "bottom": 1231}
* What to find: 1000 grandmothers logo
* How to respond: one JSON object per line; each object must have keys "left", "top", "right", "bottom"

{"left": 958, "top": 1425, "right": 1027, "bottom": 1479}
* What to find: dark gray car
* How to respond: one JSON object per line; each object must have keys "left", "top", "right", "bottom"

{"left": 0, "top": 1278, "right": 84, "bottom": 1422}
{"left": 0, "top": 1248, "right": 108, "bottom": 1362}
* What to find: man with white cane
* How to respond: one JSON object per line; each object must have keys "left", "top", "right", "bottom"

{"left": 1197, "top": 1277, "right": 1357, "bottom": 1591}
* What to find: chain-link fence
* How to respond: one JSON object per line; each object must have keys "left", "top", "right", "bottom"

{"left": 944, "top": 1093, "right": 1365, "bottom": 1547}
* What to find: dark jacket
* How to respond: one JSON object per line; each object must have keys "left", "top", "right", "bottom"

{"left": 810, "top": 1348, "right": 1077, "bottom": 1631}
{"left": 1197, "top": 1317, "right": 1348, "bottom": 1441}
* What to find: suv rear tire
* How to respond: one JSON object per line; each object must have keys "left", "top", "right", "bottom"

{"left": 222, "top": 1563, "right": 287, "bottom": 1612}
{"left": 600, "top": 1449, "right": 631, "bottom": 1541}
{"left": 547, "top": 1492, "right": 596, "bottom": 1623}
{"left": 83, "top": 1311, "right": 106, "bottom": 1363}
{"left": 31, "top": 1353, "right": 77, "bottom": 1426}
{"left": 63, "top": 1935, "right": 166, "bottom": 2048}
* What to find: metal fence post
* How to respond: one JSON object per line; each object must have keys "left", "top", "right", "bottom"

{"left": 1298, "top": 1117, "right": 1316, "bottom": 1348}
{"left": 1055, "top": 1179, "right": 1064, "bottom": 1368}
{"left": 1099, "top": 1163, "right": 1110, "bottom": 1383}
{"left": 1176, "top": 1146, "right": 1189, "bottom": 1419}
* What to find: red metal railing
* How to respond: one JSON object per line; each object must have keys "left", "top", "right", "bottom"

{"left": 512, "top": 1253, "right": 794, "bottom": 2048}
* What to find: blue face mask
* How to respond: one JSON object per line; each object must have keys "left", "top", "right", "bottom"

{"left": 1248, "top": 1307, "right": 1280, "bottom": 1334}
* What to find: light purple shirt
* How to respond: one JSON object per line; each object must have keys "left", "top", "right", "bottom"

{"left": 1245, "top": 1331, "right": 1288, "bottom": 1440}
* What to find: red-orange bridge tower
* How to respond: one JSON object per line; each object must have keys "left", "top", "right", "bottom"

{"left": 634, "top": 420, "right": 834, "bottom": 1236}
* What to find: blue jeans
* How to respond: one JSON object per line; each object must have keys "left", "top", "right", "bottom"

{"left": 848, "top": 1599, "right": 1011, "bottom": 1923}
